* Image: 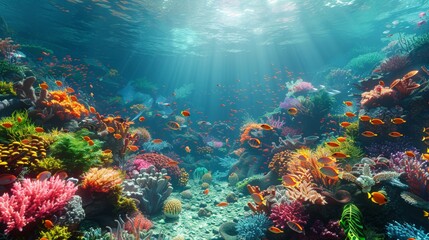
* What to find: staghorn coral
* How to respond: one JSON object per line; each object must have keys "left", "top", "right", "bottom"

{"left": 0, "top": 176, "right": 77, "bottom": 233}
{"left": 285, "top": 168, "right": 327, "bottom": 204}
{"left": 82, "top": 168, "right": 124, "bottom": 193}
{"left": 163, "top": 198, "right": 182, "bottom": 219}
{"left": 269, "top": 201, "right": 309, "bottom": 230}
{"left": 386, "top": 221, "right": 429, "bottom": 240}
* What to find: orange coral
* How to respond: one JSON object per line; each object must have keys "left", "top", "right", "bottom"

{"left": 239, "top": 123, "right": 262, "bottom": 143}
{"left": 269, "top": 150, "right": 293, "bottom": 177}
{"left": 82, "top": 168, "right": 123, "bottom": 193}
{"left": 41, "top": 90, "right": 89, "bottom": 120}
{"left": 285, "top": 168, "right": 327, "bottom": 205}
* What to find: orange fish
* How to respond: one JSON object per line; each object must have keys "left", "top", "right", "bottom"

{"left": 39, "top": 82, "right": 49, "bottom": 90}
{"left": 343, "top": 101, "right": 353, "bottom": 106}
{"left": 260, "top": 124, "right": 273, "bottom": 130}
{"left": 317, "top": 156, "right": 335, "bottom": 164}
{"left": 251, "top": 193, "right": 266, "bottom": 205}
{"left": 287, "top": 221, "right": 304, "bottom": 234}
{"left": 326, "top": 141, "right": 340, "bottom": 148}
{"left": 0, "top": 174, "right": 17, "bottom": 185}
{"left": 340, "top": 122, "right": 351, "bottom": 128}
{"left": 403, "top": 70, "right": 419, "bottom": 79}
{"left": 320, "top": 166, "right": 339, "bottom": 178}
{"left": 362, "top": 131, "right": 378, "bottom": 137}
{"left": 55, "top": 80, "right": 63, "bottom": 87}
{"left": 83, "top": 136, "right": 91, "bottom": 141}
{"left": 367, "top": 191, "right": 388, "bottom": 205}
{"left": 203, "top": 189, "right": 209, "bottom": 195}
{"left": 106, "top": 127, "right": 115, "bottom": 133}
{"left": 87, "top": 140, "right": 94, "bottom": 146}
{"left": 40, "top": 238, "right": 49, "bottom": 240}
{"left": 421, "top": 153, "right": 429, "bottom": 161}
{"left": 337, "top": 137, "right": 347, "bottom": 142}
{"left": 181, "top": 110, "right": 190, "bottom": 117}
{"left": 268, "top": 226, "right": 284, "bottom": 234}
{"left": 282, "top": 175, "right": 299, "bottom": 187}
{"left": 388, "top": 132, "right": 403, "bottom": 138}
{"left": 379, "top": 80, "right": 385, "bottom": 86}
{"left": 89, "top": 106, "right": 96, "bottom": 114}
{"left": 37, "top": 171, "right": 52, "bottom": 181}
{"left": 166, "top": 121, "right": 181, "bottom": 130}
{"left": 331, "top": 152, "right": 349, "bottom": 159}
{"left": 35, "top": 127, "right": 44, "bottom": 133}
{"left": 185, "top": 146, "right": 191, "bottom": 153}
{"left": 103, "top": 149, "right": 112, "bottom": 154}
{"left": 21, "top": 139, "right": 30, "bottom": 144}
{"left": 370, "top": 118, "right": 385, "bottom": 125}
{"left": 113, "top": 134, "right": 122, "bottom": 140}
{"left": 66, "top": 87, "right": 75, "bottom": 93}
{"left": 139, "top": 116, "right": 145, "bottom": 122}
{"left": 391, "top": 118, "right": 406, "bottom": 124}
{"left": 43, "top": 219, "right": 54, "bottom": 229}
{"left": 16, "top": 116, "right": 22, "bottom": 123}
{"left": 1, "top": 122, "right": 13, "bottom": 128}
{"left": 359, "top": 115, "right": 371, "bottom": 121}
{"left": 248, "top": 138, "right": 261, "bottom": 148}
{"left": 216, "top": 202, "right": 229, "bottom": 207}
{"left": 127, "top": 145, "right": 139, "bottom": 152}
{"left": 287, "top": 107, "right": 298, "bottom": 116}
{"left": 297, "top": 154, "right": 308, "bottom": 161}
{"left": 53, "top": 171, "right": 68, "bottom": 180}
{"left": 70, "top": 95, "right": 78, "bottom": 101}
{"left": 152, "top": 139, "right": 163, "bottom": 144}
{"left": 166, "top": 160, "right": 179, "bottom": 166}
{"left": 405, "top": 151, "right": 416, "bottom": 158}
{"left": 344, "top": 112, "right": 356, "bottom": 118}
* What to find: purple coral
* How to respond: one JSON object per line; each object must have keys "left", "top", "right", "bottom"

{"left": 379, "top": 55, "right": 410, "bottom": 73}
{"left": 127, "top": 158, "right": 154, "bottom": 177}
{"left": 279, "top": 97, "right": 301, "bottom": 110}
{"left": 307, "top": 220, "right": 345, "bottom": 240}
{"left": 269, "top": 201, "right": 309, "bottom": 229}
{"left": 266, "top": 116, "right": 285, "bottom": 129}
{"left": 0, "top": 176, "right": 77, "bottom": 233}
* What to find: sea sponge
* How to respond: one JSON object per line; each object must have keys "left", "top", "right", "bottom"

{"left": 163, "top": 198, "right": 182, "bottom": 219}
{"left": 201, "top": 171, "right": 212, "bottom": 184}
{"left": 82, "top": 168, "right": 124, "bottom": 193}
{"left": 178, "top": 168, "right": 189, "bottom": 187}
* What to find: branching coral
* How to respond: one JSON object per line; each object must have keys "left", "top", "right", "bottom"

{"left": 239, "top": 123, "right": 263, "bottom": 143}
{"left": 285, "top": 168, "right": 327, "bottom": 204}
{"left": 269, "top": 201, "right": 309, "bottom": 230}
{"left": 0, "top": 176, "right": 77, "bottom": 233}
{"left": 236, "top": 214, "right": 272, "bottom": 240}
{"left": 39, "top": 90, "right": 89, "bottom": 120}
{"left": 386, "top": 221, "right": 429, "bottom": 240}
{"left": 130, "top": 153, "right": 180, "bottom": 184}
{"left": 82, "top": 168, "right": 124, "bottom": 193}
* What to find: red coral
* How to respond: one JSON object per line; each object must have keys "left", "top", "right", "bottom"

{"left": 132, "top": 153, "right": 180, "bottom": 182}
{"left": 360, "top": 85, "right": 397, "bottom": 108}
{"left": 269, "top": 201, "right": 309, "bottom": 230}
{"left": 124, "top": 211, "right": 152, "bottom": 236}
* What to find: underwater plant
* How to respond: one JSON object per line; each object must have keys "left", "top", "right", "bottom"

{"left": 31, "top": 156, "right": 64, "bottom": 173}
{"left": 0, "top": 60, "right": 24, "bottom": 80}
{"left": 0, "top": 110, "right": 37, "bottom": 143}
{"left": 39, "top": 225, "right": 72, "bottom": 240}
{"left": 49, "top": 129, "right": 103, "bottom": 173}
{"left": 235, "top": 214, "right": 272, "bottom": 240}
{"left": 339, "top": 203, "right": 365, "bottom": 240}
{"left": 0, "top": 81, "right": 15, "bottom": 95}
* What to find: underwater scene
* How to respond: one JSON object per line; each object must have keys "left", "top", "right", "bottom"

{"left": 1, "top": 0, "right": 429, "bottom": 239}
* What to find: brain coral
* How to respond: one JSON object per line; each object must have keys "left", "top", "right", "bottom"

{"left": 163, "top": 198, "right": 182, "bottom": 218}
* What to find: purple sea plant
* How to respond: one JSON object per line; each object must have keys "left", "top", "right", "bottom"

{"left": 279, "top": 97, "right": 301, "bottom": 110}
{"left": 266, "top": 115, "right": 285, "bottom": 129}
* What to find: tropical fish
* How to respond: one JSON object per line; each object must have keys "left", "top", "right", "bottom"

{"left": 367, "top": 191, "right": 388, "bottom": 205}
{"left": 43, "top": 219, "right": 54, "bottom": 229}
{"left": 405, "top": 151, "right": 416, "bottom": 158}
{"left": 0, "top": 174, "right": 16, "bottom": 185}
{"left": 87, "top": 140, "right": 94, "bottom": 146}
{"left": 70, "top": 95, "right": 78, "bottom": 101}
{"left": 403, "top": 70, "right": 419, "bottom": 79}
{"left": 423, "top": 136, "right": 429, "bottom": 141}
{"left": 16, "top": 116, "right": 22, "bottom": 123}
{"left": 113, "top": 133, "right": 122, "bottom": 140}
{"left": 53, "top": 171, "right": 68, "bottom": 180}
{"left": 287, "top": 107, "right": 298, "bottom": 116}
{"left": 326, "top": 142, "right": 340, "bottom": 148}
{"left": 337, "top": 137, "right": 347, "bottom": 142}
{"left": 39, "top": 82, "right": 49, "bottom": 90}
{"left": 388, "top": 132, "right": 403, "bottom": 138}
{"left": 185, "top": 146, "right": 191, "bottom": 153}
{"left": 359, "top": 115, "right": 371, "bottom": 121}
{"left": 297, "top": 154, "right": 308, "bottom": 161}
{"left": 320, "top": 166, "right": 339, "bottom": 178}
{"left": 331, "top": 152, "right": 349, "bottom": 159}
{"left": 379, "top": 80, "right": 385, "bottom": 86}
{"left": 260, "top": 124, "right": 273, "bottom": 130}
{"left": 391, "top": 118, "right": 406, "bottom": 124}
{"left": 344, "top": 112, "right": 356, "bottom": 118}
{"left": 287, "top": 221, "right": 304, "bottom": 234}
{"left": 340, "top": 122, "right": 351, "bottom": 128}
{"left": 127, "top": 145, "right": 139, "bottom": 152}
{"left": 251, "top": 193, "right": 266, "bottom": 205}
{"left": 421, "top": 153, "right": 429, "bottom": 161}
{"left": 152, "top": 139, "right": 163, "bottom": 144}
{"left": 83, "top": 136, "right": 91, "bottom": 141}
{"left": 55, "top": 80, "right": 63, "bottom": 87}
{"left": 166, "top": 121, "right": 181, "bottom": 130}
{"left": 217, "top": 202, "right": 229, "bottom": 207}
{"left": 282, "top": 175, "right": 299, "bottom": 187}
{"left": 248, "top": 138, "right": 261, "bottom": 148}
{"left": 370, "top": 118, "right": 385, "bottom": 125}
{"left": 203, "top": 189, "right": 209, "bottom": 195}
{"left": 423, "top": 127, "right": 429, "bottom": 134}
{"left": 66, "top": 87, "right": 75, "bottom": 93}
{"left": 89, "top": 106, "right": 96, "bottom": 114}
{"left": 35, "top": 127, "right": 44, "bottom": 133}
{"left": 268, "top": 226, "right": 284, "bottom": 234}
{"left": 424, "top": 210, "right": 429, "bottom": 219}
{"left": 106, "top": 127, "right": 115, "bottom": 133}
{"left": 37, "top": 171, "right": 51, "bottom": 181}
{"left": 317, "top": 156, "right": 335, "bottom": 164}
{"left": 181, "top": 110, "right": 190, "bottom": 117}
{"left": 1, "top": 122, "right": 13, "bottom": 128}
{"left": 362, "top": 131, "right": 378, "bottom": 137}
{"left": 139, "top": 116, "right": 145, "bottom": 122}
{"left": 103, "top": 149, "right": 112, "bottom": 154}
{"left": 343, "top": 101, "right": 353, "bottom": 107}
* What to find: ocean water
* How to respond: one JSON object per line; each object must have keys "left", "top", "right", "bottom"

{"left": 0, "top": 0, "right": 428, "bottom": 239}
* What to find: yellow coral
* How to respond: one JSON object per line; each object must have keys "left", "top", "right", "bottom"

{"left": 82, "top": 168, "right": 123, "bottom": 193}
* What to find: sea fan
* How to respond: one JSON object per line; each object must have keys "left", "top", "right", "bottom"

{"left": 339, "top": 203, "right": 365, "bottom": 240}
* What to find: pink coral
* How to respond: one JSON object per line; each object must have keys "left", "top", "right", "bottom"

{"left": 269, "top": 201, "right": 309, "bottom": 229}
{"left": 360, "top": 85, "right": 397, "bottom": 108}
{"left": 292, "top": 80, "right": 314, "bottom": 93}
{"left": 0, "top": 176, "right": 77, "bottom": 233}
{"left": 127, "top": 158, "right": 154, "bottom": 177}
{"left": 132, "top": 153, "right": 180, "bottom": 182}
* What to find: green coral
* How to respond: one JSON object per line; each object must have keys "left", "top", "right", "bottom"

{"left": 0, "top": 111, "right": 37, "bottom": 143}
{"left": 49, "top": 129, "right": 102, "bottom": 173}
{"left": 31, "top": 156, "right": 64, "bottom": 172}
{"left": 340, "top": 203, "right": 366, "bottom": 240}
{"left": 345, "top": 52, "right": 384, "bottom": 73}
{"left": 0, "top": 81, "right": 16, "bottom": 95}
{"left": 0, "top": 60, "right": 24, "bottom": 79}
{"left": 109, "top": 185, "right": 137, "bottom": 215}
{"left": 39, "top": 225, "right": 72, "bottom": 240}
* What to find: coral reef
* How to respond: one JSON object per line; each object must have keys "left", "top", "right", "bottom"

{"left": 386, "top": 221, "right": 429, "bottom": 240}
{"left": 236, "top": 214, "right": 271, "bottom": 240}
{"left": 131, "top": 153, "right": 180, "bottom": 184}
